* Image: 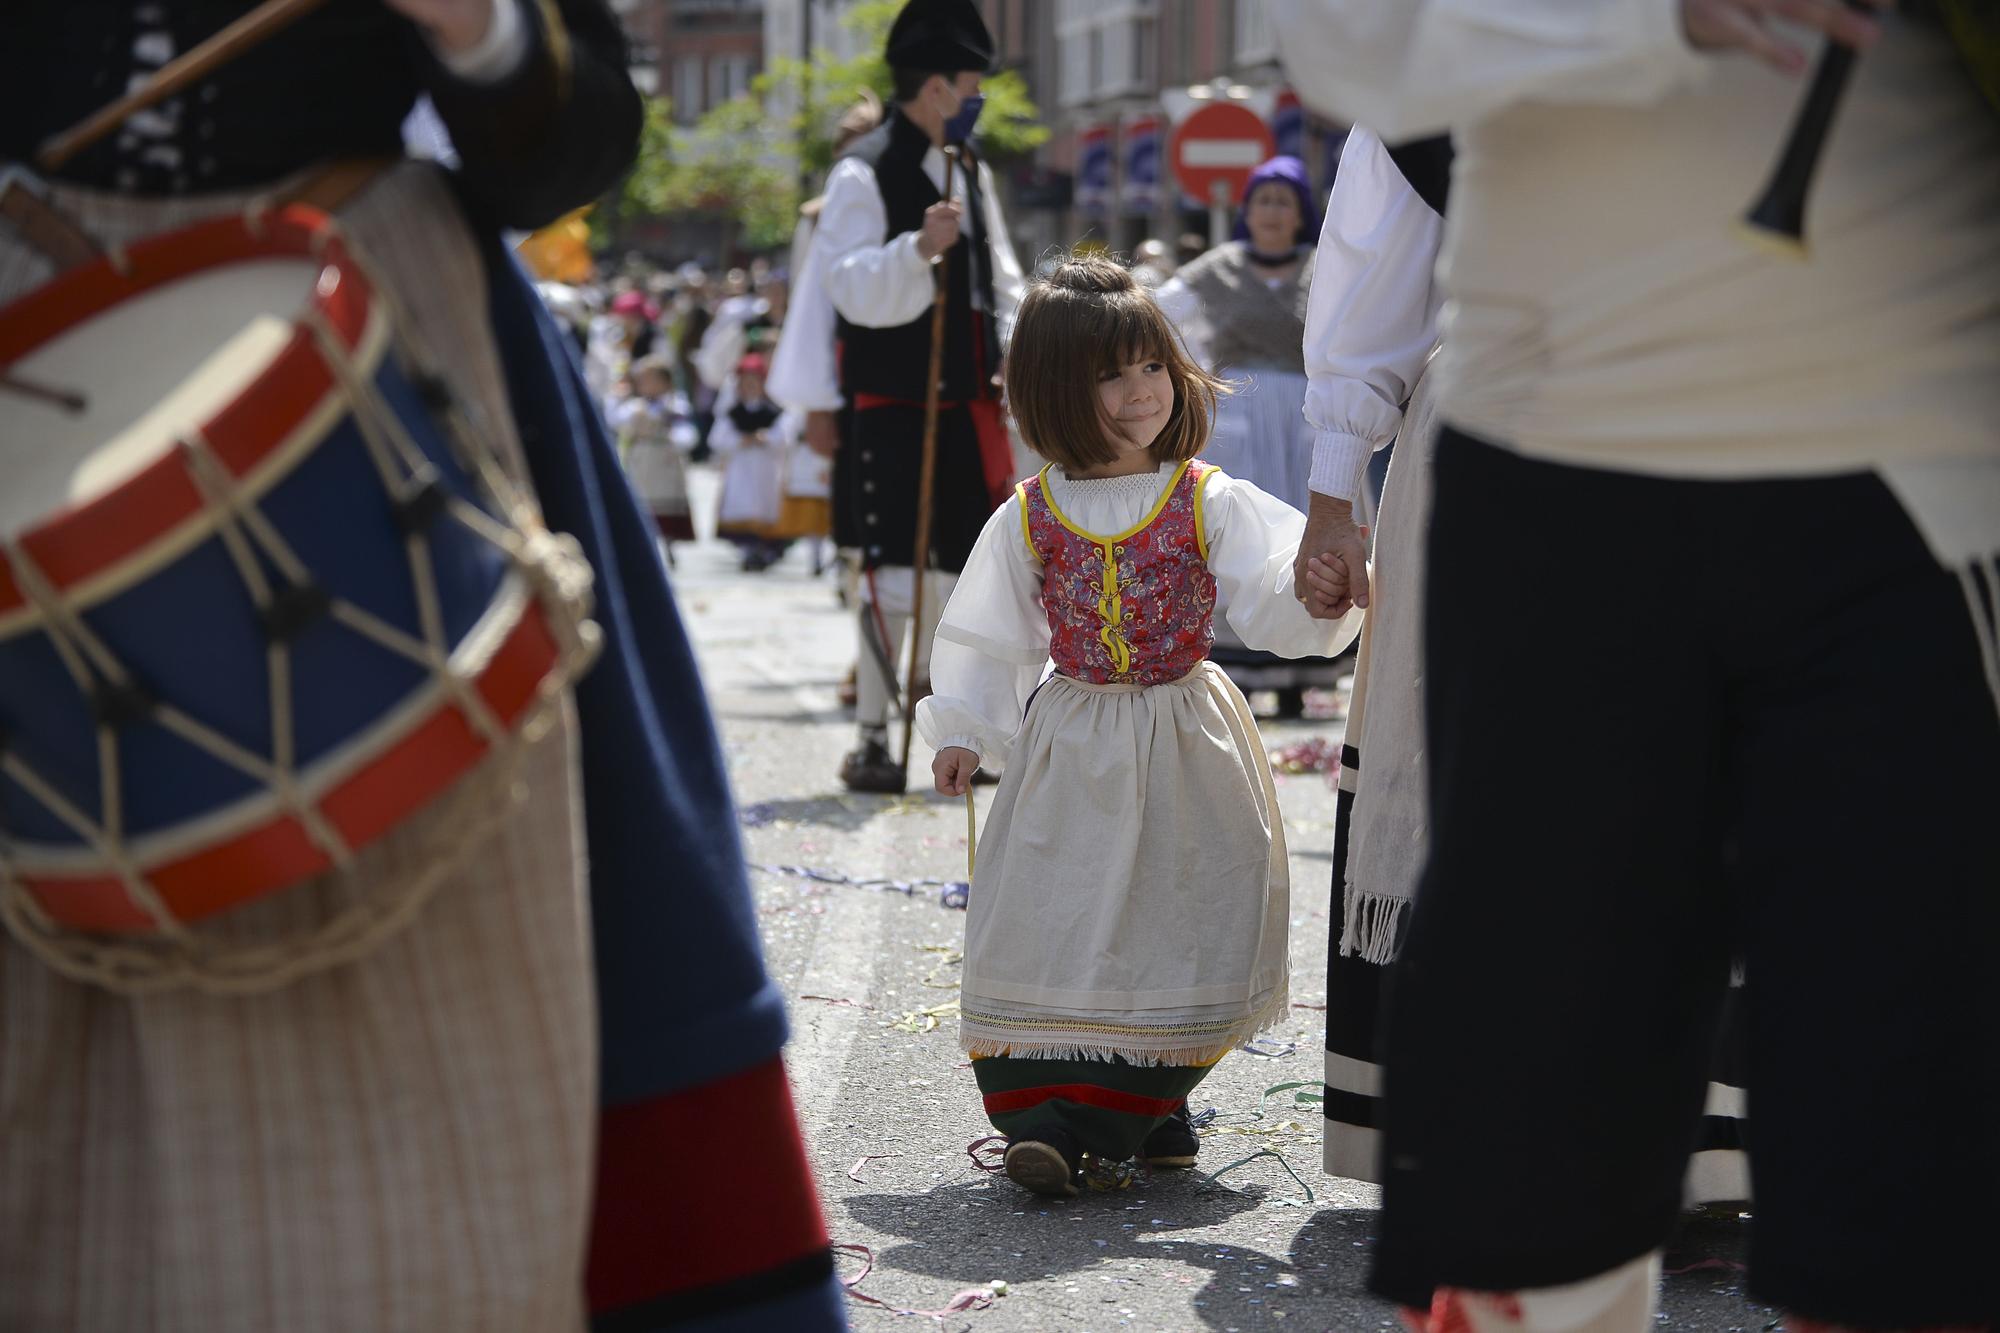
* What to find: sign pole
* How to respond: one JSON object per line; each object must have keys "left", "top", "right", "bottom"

{"left": 1208, "top": 179, "right": 1230, "bottom": 247}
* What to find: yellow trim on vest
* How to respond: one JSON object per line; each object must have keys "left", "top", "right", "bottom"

{"left": 1036, "top": 461, "right": 1193, "bottom": 544}
{"left": 1016, "top": 481, "right": 1036, "bottom": 560}
{"left": 1191, "top": 463, "right": 1211, "bottom": 561}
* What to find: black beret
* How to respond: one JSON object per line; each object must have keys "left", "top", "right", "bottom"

{"left": 885, "top": 0, "right": 997, "bottom": 74}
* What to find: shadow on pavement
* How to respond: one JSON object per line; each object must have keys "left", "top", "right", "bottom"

{"left": 844, "top": 1182, "right": 1397, "bottom": 1328}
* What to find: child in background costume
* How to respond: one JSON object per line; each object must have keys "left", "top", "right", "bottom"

{"left": 916, "top": 256, "right": 1363, "bottom": 1196}
{"left": 711, "top": 352, "right": 796, "bottom": 572}
{"left": 612, "top": 354, "right": 697, "bottom": 556}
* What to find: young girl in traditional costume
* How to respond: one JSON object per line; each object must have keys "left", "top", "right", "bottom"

{"left": 915, "top": 256, "right": 1363, "bottom": 1197}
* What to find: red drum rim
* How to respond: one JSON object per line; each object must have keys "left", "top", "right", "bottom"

{"left": 14, "top": 588, "right": 564, "bottom": 934}
{"left": 0, "top": 205, "right": 374, "bottom": 625}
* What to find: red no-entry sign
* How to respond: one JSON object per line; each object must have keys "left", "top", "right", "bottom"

{"left": 1169, "top": 101, "right": 1276, "bottom": 203}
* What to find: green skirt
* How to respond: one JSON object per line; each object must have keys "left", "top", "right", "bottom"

{"left": 973, "top": 1054, "right": 1218, "bottom": 1161}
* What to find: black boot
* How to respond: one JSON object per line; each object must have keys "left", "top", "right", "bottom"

{"left": 1003, "top": 1126, "right": 1083, "bottom": 1198}
{"left": 1137, "top": 1102, "right": 1200, "bottom": 1169}
{"left": 838, "top": 737, "right": 905, "bottom": 794}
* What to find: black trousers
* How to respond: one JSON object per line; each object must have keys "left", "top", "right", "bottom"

{"left": 1372, "top": 429, "right": 2000, "bottom": 1326}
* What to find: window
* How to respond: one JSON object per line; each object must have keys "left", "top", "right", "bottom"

{"left": 673, "top": 55, "right": 704, "bottom": 120}
{"left": 1233, "top": 0, "right": 1276, "bottom": 66}
{"left": 708, "top": 53, "right": 752, "bottom": 105}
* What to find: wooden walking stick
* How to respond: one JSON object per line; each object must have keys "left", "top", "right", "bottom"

{"left": 898, "top": 145, "right": 960, "bottom": 779}
{"left": 37, "top": 0, "right": 333, "bottom": 173}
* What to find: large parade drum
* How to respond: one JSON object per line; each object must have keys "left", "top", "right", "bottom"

{"left": 0, "top": 204, "right": 595, "bottom": 989}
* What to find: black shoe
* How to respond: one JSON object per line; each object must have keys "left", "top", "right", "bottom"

{"left": 839, "top": 739, "right": 905, "bottom": 794}
{"left": 1137, "top": 1102, "right": 1199, "bottom": 1169}
{"left": 1003, "top": 1129, "right": 1082, "bottom": 1198}
{"left": 969, "top": 765, "right": 1001, "bottom": 786}
{"left": 1273, "top": 686, "right": 1306, "bottom": 720}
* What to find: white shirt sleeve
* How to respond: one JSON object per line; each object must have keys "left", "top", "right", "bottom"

{"left": 431, "top": 0, "right": 530, "bottom": 83}
{"left": 1268, "top": 0, "right": 1710, "bottom": 140}
{"left": 915, "top": 495, "right": 1050, "bottom": 766}
{"left": 1204, "top": 470, "right": 1365, "bottom": 658}
{"left": 768, "top": 216, "right": 845, "bottom": 412}
{"left": 693, "top": 314, "right": 748, "bottom": 393}
{"left": 977, "top": 159, "right": 1028, "bottom": 350}
{"left": 1152, "top": 276, "right": 1215, "bottom": 368}
{"left": 1302, "top": 126, "right": 1446, "bottom": 503}
{"left": 821, "top": 158, "right": 938, "bottom": 329}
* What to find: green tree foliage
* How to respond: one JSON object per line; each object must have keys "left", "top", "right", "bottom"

{"left": 601, "top": 1, "right": 1047, "bottom": 254}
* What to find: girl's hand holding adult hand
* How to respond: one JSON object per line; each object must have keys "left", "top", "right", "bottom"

{"left": 1303, "top": 554, "right": 1363, "bottom": 620}
{"left": 934, "top": 746, "right": 980, "bottom": 797}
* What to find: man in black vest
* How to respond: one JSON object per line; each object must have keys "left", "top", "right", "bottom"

{"left": 811, "top": 0, "right": 1025, "bottom": 793}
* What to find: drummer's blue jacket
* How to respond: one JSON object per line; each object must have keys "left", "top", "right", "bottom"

{"left": 485, "top": 241, "right": 846, "bottom": 1332}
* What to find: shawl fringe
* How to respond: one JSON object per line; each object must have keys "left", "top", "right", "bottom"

{"left": 1339, "top": 888, "right": 1410, "bottom": 965}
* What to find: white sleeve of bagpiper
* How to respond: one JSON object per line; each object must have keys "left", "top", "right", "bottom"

{"left": 1266, "top": 0, "right": 1711, "bottom": 141}
{"left": 768, "top": 220, "right": 845, "bottom": 412}
{"left": 820, "top": 159, "right": 938, "bottom": 330}
{"left": 916, "top": 497, "right": 1051, "bottom": 766}
{"left": 1205, "top": 471, "right": 1364, "bottom": 660}
{"left": 1301, "top": 124, "right": 1444, "bottom": 504}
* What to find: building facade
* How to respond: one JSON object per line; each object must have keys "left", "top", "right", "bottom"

{"left": 623, "top": 0, "right": 766, "bottom": 125}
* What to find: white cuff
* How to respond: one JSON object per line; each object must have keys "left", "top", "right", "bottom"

{"left": 1308, "top": 431, "right": 1376, "bottom": 503}
{"left": 434, "top": 0, "right": 530, "bottom": 84}
{"left": 936, "top": 736, "right": 985, "bottom": 762}
{"left": 896, "top": 230, "right": 936, "bottom": 283}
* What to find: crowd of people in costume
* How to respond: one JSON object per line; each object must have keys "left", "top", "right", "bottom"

{"left": 2, "top": 0, "right": 1993, "bottom": 1332}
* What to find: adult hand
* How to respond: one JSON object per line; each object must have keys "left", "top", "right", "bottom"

{"left": 804, "top": 409, "right": 841, "bottom": 458}
{"left": 933, "top": 746, "right": 980, "bottom": 797}
{"left": 916, "top": 201, "right": 964, "bottom": 262}
{"left": 1681, "top": 0, "right": 1887, "bottom": 76}
{"left": 1296, "top": 493, "right": 1370, "bottom": 619}
{"left": 383, "top": 0, "right": 496, "bottom": 53}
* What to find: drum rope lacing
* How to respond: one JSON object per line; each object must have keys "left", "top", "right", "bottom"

{"left": 0, "top": 220, "right": 600, "bottom": 993}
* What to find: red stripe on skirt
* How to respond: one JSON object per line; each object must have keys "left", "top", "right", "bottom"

{"left": 586, "top": 1056, "right": 830, "bottom": 1314}
{"left": 982, "top": 1082, "right": 1185, "bottom": 1119}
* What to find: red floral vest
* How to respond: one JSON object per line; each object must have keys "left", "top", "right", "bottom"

{"left": 1019, "top": 461, "right": 1217, "bottom": 686}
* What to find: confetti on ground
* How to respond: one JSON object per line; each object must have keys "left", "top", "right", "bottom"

{"left": 892, "top": 999, "right": 961, "bottom": 1033}
{"left": 1200, "top": 1148, "right": 1316, "bottom": 1206}
{"left": 1239, "top": 1038, "right": 1298, "bottom": 1059}
{"left": 755, "top": 863, "right": 970, "bottom": 909}
{"left": 847, "top": 1153, "right": 902, "bottom": 1183}
{"left": 834, "top": 1243, "right": 996, "bottom": 1320}
{"left": 799, "top": 993, "right": 875, "bottom": 1010}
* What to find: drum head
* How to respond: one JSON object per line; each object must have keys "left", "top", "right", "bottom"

{"left": 0, "top": 257, "right": 315, "bottom": 535}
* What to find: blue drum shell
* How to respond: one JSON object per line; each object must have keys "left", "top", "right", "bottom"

{"left": 0, "top": 351, "right": 509, "bottom": 850}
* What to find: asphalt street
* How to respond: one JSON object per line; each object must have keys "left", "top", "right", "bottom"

{"left": 670, "top": 468, "right": 1776, "bottom": 1333}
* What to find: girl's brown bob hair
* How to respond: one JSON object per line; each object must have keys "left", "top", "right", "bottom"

{"left": 1004, "top": 254, "right": 1226, "bottom": 472}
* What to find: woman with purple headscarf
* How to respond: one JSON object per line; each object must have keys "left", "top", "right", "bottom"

{"left": 1156, "top": 156, "right": 1335, "bottom": 714}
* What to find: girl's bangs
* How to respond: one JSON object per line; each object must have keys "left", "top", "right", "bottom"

{"left": 1088, "top": 293, "right": 1176, "bottom": 374}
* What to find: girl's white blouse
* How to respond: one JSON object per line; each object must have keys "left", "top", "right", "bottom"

{"left": 915, "top": 462, "right": 1362, "bottom": 764}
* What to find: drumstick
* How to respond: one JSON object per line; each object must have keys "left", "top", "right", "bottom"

{"left": 36, "top": 0, "right": 332, "bottom": 173}
{"left": 0, "top": 372, "right": 89, "bottom": 415}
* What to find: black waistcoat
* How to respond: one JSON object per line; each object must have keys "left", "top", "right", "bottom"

{"left": 835, "top": 109, "right": 998, "bottom": 404}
